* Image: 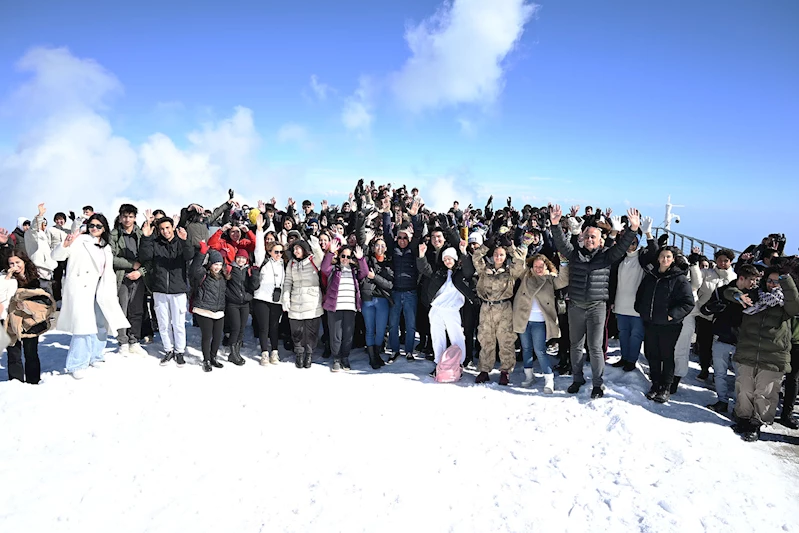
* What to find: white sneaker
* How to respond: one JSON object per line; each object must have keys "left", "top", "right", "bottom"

{"left": 521, "top": 368, "right": 535, "bottom": 388}
{"left": 543, "top": 373, "right": 555, "bottom": 394}
{"left": 260, "top": 351, "right": 270, "bottom": 366}
{"left": 128, "top": 342, "right": 147, "bottom": 356}
{"left": 270, "top": 350, "right": 280, "bottom": 365}
{"left": 117, "top": 343, "right": 130, "bottom": 355}
{"left": 71, "top": 369, "right": 86, "bottom": 380}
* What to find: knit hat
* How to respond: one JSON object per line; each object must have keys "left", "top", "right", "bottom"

{"left": 287, "top": 230, "right": 302, "bottom": 241}
{"left": 208, "top": 250, "right": 224, "bottom": 265}
{"left": 442, "top": 247, "right": 458, "bottom": 261}
{"left": 235, "top": 249, "right": 249, "bottom": 260}
{"left": 468, "top": 232, "right": 484, "bottom": 245}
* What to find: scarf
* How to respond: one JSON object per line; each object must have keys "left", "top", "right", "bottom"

{"left": 743, "top": 286, "right": 785, "bottom": 315}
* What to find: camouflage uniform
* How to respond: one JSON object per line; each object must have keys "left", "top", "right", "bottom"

{"left": 472, "top": 244, "right": 527, "bottom": 372}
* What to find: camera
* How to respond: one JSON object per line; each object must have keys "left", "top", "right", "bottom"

{"left": 272, "top": 287, "right": 282, "bottom": 301}
{"left": 674, "top": 216, "right": 680, "bottom": 224}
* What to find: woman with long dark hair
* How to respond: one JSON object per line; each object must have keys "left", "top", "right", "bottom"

{"left": 254, "top": 214, "right": 286, "bottom": 365}
{"left": 360, "top": 236, "right": 394, "bottom": 369}
{"left": 52, "top": 213, "right": 129, "bottom": 379}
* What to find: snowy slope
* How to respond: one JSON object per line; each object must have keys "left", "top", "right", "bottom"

{"left": 1, "top": 326, "right": 798, "bottom": 533}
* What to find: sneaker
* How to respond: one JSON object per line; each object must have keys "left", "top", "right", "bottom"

{"left": 653, "top": 388, "right": 670, "bottom": 403}
{"left": 567, "top": 380, "right": 586, "bottom": 394}
{"left": 499, "top": 371, "right": 510, "bottom": 386}
{"left": 591, "top": 386, "right": 604, "bottom": 399}
{"left": 465, "top": 360, "right": 477, "bottom": 371}
{"left": 406, "top": 352, "right": 416, "bottom": 361}
{"left": 129, "top": 342, "right": 147, "bottom": 356}
{"left": 141, "top": 336, "right": 153, "bottom": 344}
{"left": 387, "top": 352, "right": 400, "bottom": 364}
{"left": 610, "top": 359, "right": 626, "bottom": 368}
{"left": 71, "top": 369, "right": 86, "bottom": 380}
{"left": 428, "top": 367, "right": 437, "bottom": 378}
{"left": 696, "top": 369, "right": 710, "bottom": 381}
{"left": 260, "top": 351, "right": 270, "bottom": 366}
{"left": 89, "top": 359, "right": 105, "bottom": 368}
{"left": 331, "top": 359, "right": 342, "bottom": 372}
{"left": 117, "top": 343, "right": 130, "bottom": 355}
{"left": 270, "top": 350, "right": 280, "bottom": 365}
{"left": 645, "top": 385, "right": 658, "bottom": 400}
{"left": 342, "top": 357, "right": 351, "bottom": 371}
{"left": 706, "top": 401, "right": 728, "bottom": 413}
{"left": 475, "top": 371, "right": 490, "bottom": 384}
{"left": 160, "top": 351, "right": 175, "bottom": 366}
{"left": 175, "top": 353, "right": 185, "bottom": 367}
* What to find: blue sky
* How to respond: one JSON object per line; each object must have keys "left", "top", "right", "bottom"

{"left": 0, "top": 0, "right": 796, "bottom": 253}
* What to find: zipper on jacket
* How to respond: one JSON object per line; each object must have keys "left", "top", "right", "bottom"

{"left": 650, "top": 277, "right": 660, "bottom": 321}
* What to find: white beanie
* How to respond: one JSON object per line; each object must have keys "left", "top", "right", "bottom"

{"left": 442, "top": 247, "right": 458, "bottom": 261}
{"left": 468, "top": 232, "right": 483, "bottom": 245}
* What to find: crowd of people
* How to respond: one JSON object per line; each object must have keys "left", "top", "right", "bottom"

{"left": 1, "top": 181, "right": 797, "bottom": 444}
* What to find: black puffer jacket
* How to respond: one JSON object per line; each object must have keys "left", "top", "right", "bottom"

{"left": 553, "top": 226, "right": 637, "bottom": 303}
{"left": 139, "top": 234, "right": 194, "bottom": 294}
{"left": 190, "top": 251, "right": 227, "bottom": 313}
{"left": 417, "top": 253, "right": 477, "bottom": 305}
{"left": 634, "top": 264, "right": 695, "bottom": 325}
{"left": 383, "top": 212, "right": 420, "bottom": 292}
{"left": 225, "top": 263, "right": 261, "bottom": 305}
{"left": 361, "top": 255, "right": 394, "bottom": 303}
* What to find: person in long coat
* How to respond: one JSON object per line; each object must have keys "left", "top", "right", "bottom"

{"left": 52, "top": 214, "right": 130, "bottom": 379}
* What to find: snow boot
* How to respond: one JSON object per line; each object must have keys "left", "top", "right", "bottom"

{"left": 228, "top": 342, "right": 245, "bottom": 366}
{"left": 779, "top": 414, "right": 799, "bottom": 430}
{"left": 294, "top": 349, "right": 305, "bottom": 369}
{"left": 210, "top": 357, "right": 223, "bottom": 369}
{"left": 331, "top": 359, "right": 342, "bottom": 372}
{"left": 202, "top": 360, "right": 212, "bottom": 372}
{"left": 159, "top": 351, "right": 175, "bottom": 366}
{"left": 175, "top": 352, "right": 185, "bottom": 367}
{"left": 387, "top": 352, "right": 400, "bottom": 364}
{"left": 611, "top": 359, "right": 626, "bottom": 368}
{"left": 707, "top": 401, "right": 728, "bottom": 414}
{"left": 367, "top": 346, "right": 383, "bottom": 369}
{"left": 521, "top": 368, "right": 535, "bottom": 388}
{"left": 260, "top": 351, "right": 270, "bottom": 366}
{"left": 270, "top": 350, "right": 280, "bottom": 365}
{"left": 622, "top": 361, "right": 636, "bottom": 372}
{"left": 653, "top": 386, "right": 670, "bottom": 404}
{"left": 475, "top": 371, "right": 490, "bottom": 384}
{"left": 567, "top": 380, "right": 586, "bottom": 394}
{"left": 645, "top": 384, "right": 658, "bottom": 400}
{"left": 303, "top": 353, "right": 312, "bottom": 368}
{"left": 499, "top": 371, "right": 510, "bottom": 386}
{"left": 741, "top": 422, "right": 761, "bottom": 442}
{"left": 669, "top": 377, "right": 681, "bottom": 395}
{"left": 591, "top": 386, "right": 604, "bottom": 399}
{"left": 543, "top": 373, "right": 555, "bottom": 394}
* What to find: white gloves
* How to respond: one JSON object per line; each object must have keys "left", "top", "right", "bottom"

{"left": 641, "top": 216, "right": 653, "bottom": 235}
{"left": 610, "top": 216, "right": 624, "bottom": 232}
{"left": 566, "top": 217, "right": 583, "bottom": 235}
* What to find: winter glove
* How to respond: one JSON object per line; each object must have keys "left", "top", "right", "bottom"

{"left": 228, "top": 188, "right": 235, "bottom": 200}
{"left": 199, "top": 241, "right": 209, "bottom": 255}
{"left": 610, "top": 216, "right": 624, "bottom": 232}
{"left": 566, "top": 217, "right": 583, "bottom": 235}
{"left": 640, "top": 216, "right": 653, "bottom": 235}
{"left": 485, "top": 234, "right": 499, "bottom": 249}
{"left": 69, "top": 211, "right": 76, "bottom": 221}
{"left": 499, "top": 233, "right": 513, "bottom": 247}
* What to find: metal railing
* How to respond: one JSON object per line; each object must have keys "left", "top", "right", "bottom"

{"left": 652, "top": 227, "right": 741, "bottom": 258}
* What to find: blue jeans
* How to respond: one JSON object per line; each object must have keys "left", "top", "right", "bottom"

{"left": 617, "top": 314, "right": 645, "bottom": 363}
{"left": 389, "top": 290, "right": 417, "bottom": 354}
{"left": 519, "top": 321, "right": 551, "bottom": 374}
{"left": 66, "top": 302, "right": 108, "bottom": 373}
{"left": 362, "top": 297, "right": 390, "bottom": 347}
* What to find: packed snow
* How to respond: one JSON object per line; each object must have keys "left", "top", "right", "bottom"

{"left": 2, "top": 323, "right": 798, "bottom": 533}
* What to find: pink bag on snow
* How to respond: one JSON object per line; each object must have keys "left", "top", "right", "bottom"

{"left": 435, "top": 345, "right": 463, "bottom": 383}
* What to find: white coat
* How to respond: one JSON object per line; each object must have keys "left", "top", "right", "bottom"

{"left": 51, "top": 235, "right": 130, "bottom": 335}
{"left": 25, "top": 214, "right": 58, "bottom": 280}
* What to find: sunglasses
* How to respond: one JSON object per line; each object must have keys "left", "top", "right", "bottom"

{"left": 340, "top": 254, "right": 352, "bottom": 259}
{"left": 397, "top": 236, "right": 409, "bottom": 240}
{"left": 271, "top": 250, "right": 283, "bottom": 255}
{"left": 766, "top": 279, "right": 780, "bottom": 285}
{"left": 87, "top": 224, "right": 104, "bottom": 230}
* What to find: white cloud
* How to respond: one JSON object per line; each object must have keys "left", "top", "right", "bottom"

{"left": 341, "top": 76, "right": 374, "bottom": 137}
{"left": 277, "top": 123, "right": 314, "bottom": 150}
{"left": 458, "top": 118, "right": 476, "bottom": 137}
{"left": 0, "top": 47, "right": 266, "bottom": 224}
{"left": 391, "top": 0, "right": 537, "bottom": 112}
{"left": 309, "top": 75, "right": 332, "bottom": 100}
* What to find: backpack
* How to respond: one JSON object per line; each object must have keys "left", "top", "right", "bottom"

{"left": 435, "top": 345, "right": 463, "bottom": 383}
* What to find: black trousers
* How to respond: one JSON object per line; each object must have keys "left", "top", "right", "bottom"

{"left": 644, "top": 322, "right": 683, "bottom": 387}
{"left": 328, "top": 310, "right": 356, "bottom": 359}
{"left": 53, "top": 260, "right": 67, "bottom": 302}
{"left": 783, "top": 344, "right": 799, "bottom": 417}
{"left": 461, "top": 300, "right": 481, "bottom": 364}
{"left": 557, "top": 310, "right": 570, "bottom": 367}
{"left": 195, "top": 314, "right": 224, "bottom": 361}
{"left": 226, "top": 302, "right": 250, "bottom": 345}
{"left": 695, "top": 316, "right": 714, "bottom": 371}
{"left": 252, "top": 300, "right": 282, "bottom": 352}
{"left": 7, "top": 337, "right": 40, "bottom": 384}
{"left": 117, "top": 277, "right": 145, "bottom": 344}
{"left": 290, "top": 317, "right": 321, "bottom": 355}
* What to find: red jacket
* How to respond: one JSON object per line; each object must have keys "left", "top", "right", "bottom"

{"left": 208, "top": 229, "right": 256, "bottom": 265}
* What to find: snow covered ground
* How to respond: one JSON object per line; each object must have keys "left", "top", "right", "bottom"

{"left": 2, "top": 324, "right": 798, "bottom": 533}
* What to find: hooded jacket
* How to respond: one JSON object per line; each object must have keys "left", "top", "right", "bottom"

{"left": 189, "top": 251, "right": 227, "bottom": 313}
{"left": 691, "top": 264, "right": 737, "bottom": 319}
{"left": 472, "top": 244, "right": 527, "bottom": 301}
{"left": 208, "top": 228, "right": 256, "bottom": 265}
{"left": 24, "top": 214, "right": 58, "bottom": 280}
{"left": 725, "top": 276, "right": 799, "bottom": 373}
{"left": 634, "top": 264, "right": 695, "bottom": 325}
{"left": 512, "top": 266, "right": 570, "bottom": 338}
{"left": 383, "top": 212, "right": 421, "bottom": 292}
{"left": 360, "top": 255, "right": 394, "bottom": 304}
{"left": 282, "top": 240, "right": 324, "bottom": 320}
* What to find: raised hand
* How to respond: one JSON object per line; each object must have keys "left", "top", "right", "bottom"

{"left": 408, "top": 198, "right": 422, "bottom": 216}
{"left": 38, "top": 203, "right": 46, "bottom": 216}
{"left": 64, "top": 228, "right": 81, "bottom": 247}
{"left": 256, "top": 214, "right": 265, "bottom": 231}
{"left": 176, "top": 227, "right": 188, "bottom": 241}
{"left": 172, "top": 214, "right": 180, "bottom": 228}
{"left": 569, "top": 205, "right": 580, "bottom": 218}
{"left": 0, "top": 228, "right": 8, "bottom": 244}
{"left": 258, "top": 200, "right": 266, "bottom": 212}
{"left": 566, "top": 217, "right": 583, "bottom": 235}
{"left": 605, "top": 207, "right": 613, "bottom": 218}
{"left": 288, "top": 197, "right": 295, "bottom": 207}
{"left": 328, "top": 238, "right": 340, "bottom": 255}
{"left": 691, "top": 246, "right": 701, "bottom": 255}
{"left": 354, "top": 245, "right": 364, "bottom": 260}
{"left": 270, "top": 197, "right": 277, "bottom": 206}
{"left": 609, "top": 216, "right": 623, "bottom": 232}
{"left": 640, "top": 216, "right": 653, "bottom": 235}
{"left": 365, "top": 228, "right": 375, "bottom": 244}
{"left": 321, "top": 199, "right": 329, "bottom": 210}
{"left": 550, "top": 204, "right": 563, "bottom": 226}
{"left": 626, "top": 208, "right": 641, "bottom": 231}
{"left": 459, "top": 239, "right": 467, "bottom": 255}
{"left": 418, "top": 242, "right": 427, "bottom": 257}
{"left": 521, "top": 232, "right": 534, "bottom": 247}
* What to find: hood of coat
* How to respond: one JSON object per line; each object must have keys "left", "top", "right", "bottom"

{"left": 652, "top": 264, "right": 685, "bottom": 280}
{"left": 16, "top": 217, "right": 29, "bottom": 232}
{"left": 291, "top": 239, "right": 312, "bottom": 260}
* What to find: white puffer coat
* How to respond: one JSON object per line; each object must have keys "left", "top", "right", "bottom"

{"left": 282, "top": 240, "right": 324, "bottom": 320}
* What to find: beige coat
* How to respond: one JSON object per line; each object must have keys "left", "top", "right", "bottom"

{"left": 5, "top": 288, "right": 56, "bottom": 344}
{"left": 512, "top": 267, "right": 570, "bottom": 339}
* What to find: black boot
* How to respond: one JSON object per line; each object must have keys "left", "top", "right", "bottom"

{"left": 322, "top": 341, "right": 331, "bottom": 359}
{"left": 202, "top": 360, "right": 212, "bottom": 372}
{"left": 331, "top": 358, "right": 342, "bottom": 372}
{"left": 645, "top": 383, "right": 658, "bottom": 400}
{"left": 303, "top": 353, "right": 312, "bottom": 368}
{"left": 295, "top": 350, "right": 305, "bottom": 369}
{"left": 367, "top": 346, "right": 383, "bottom": 369}
{"left": 229, "top": 342, "right": 245, "bottom": 366}
{"left": 669, "top": 376, "right": 681, "bottom": 395}
{"left": 341, "top": 357, "right": 351, "bottom": 371}
{"left": 210, "top": 357, "right": 224, "bottom": 369}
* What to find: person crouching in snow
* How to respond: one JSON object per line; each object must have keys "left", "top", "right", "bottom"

{"left": 417, "top": 241, "right": 476, "bottom": 378}
{"left": 191, "top": 245, "right": 228, "bottom": 372}
{"left": 512, "top": 250, "right": 570, "bottom": 392}
{"left": 727, "top": 267, "right": 799, "bottom": 442}
{"left": 225, "top": 248, "right": 260, "bottom": 366}
{"left": 472, "top": 232, "right": 528, "bottom": 385}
